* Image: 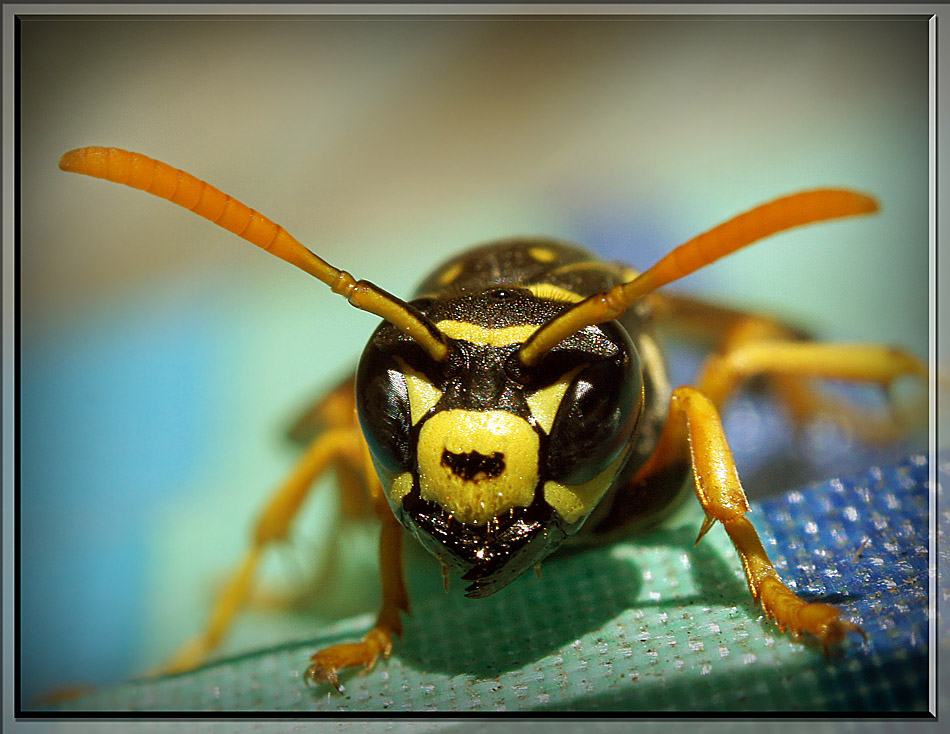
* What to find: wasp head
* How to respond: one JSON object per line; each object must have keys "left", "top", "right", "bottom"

{"left": 356, "top": 284, "right": 643, "bottom": 597}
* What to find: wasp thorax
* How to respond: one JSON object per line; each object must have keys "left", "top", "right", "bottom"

{"left": 417, "top": 409, "right": 539, "bottom": 525}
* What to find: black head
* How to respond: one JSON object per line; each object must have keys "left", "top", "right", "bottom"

{"left": 355, "top": 285, "right": 643, "bottom": 597}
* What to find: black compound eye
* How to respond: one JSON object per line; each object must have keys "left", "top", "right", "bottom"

{"left": 355, "top": 350, "right": 412, "bottom": 478}
{"left": 545, "top": 357, "right": 641, "bottom": 485}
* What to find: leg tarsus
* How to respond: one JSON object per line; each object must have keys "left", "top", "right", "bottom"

{"left": 727, "top": 518, "right": 867, "bottom": 651}
{"left": 699, "top": 340, "right": 926, "bottom": 441}
{"left": 159, "top": 428, "right": 361, "bottom": 676}
{"left": 305, "top": 625, "right": 396, "bottom": 693}
{"left": 757, "top": 576, "right": 866, "bottom": 652}
{"left": 156, "top": 545, "right": 264, "bottom": 676}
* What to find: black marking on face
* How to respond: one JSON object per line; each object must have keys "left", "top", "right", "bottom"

{"left": 441, "top": 449, "right": 506, "bottom": 481}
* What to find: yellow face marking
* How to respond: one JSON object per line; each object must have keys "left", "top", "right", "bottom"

{"left": 543, "top": 449, "right": 629, "bottom": 525}
{"left": 525, "top": 365, "right": 585, "bottom": 434}
{"left": 394, "top": 357, "right": 443, "bottom": 424}
{"left": 436, "top": 320, "right": 540, "bottom": 347}
{"left": 528, "top": 246, "right": 557, "bottom": 263}
{"left": 437, "top": 261, "right": 464, "bottom": 286}
{"left": 389, "top": 471, "right": 414, "bottom": 503}
{"left": 525, "top": 283, "right": 584, "bottom": 304}
{"left": 417, "top": 409, "right": 539, "bottom": 525}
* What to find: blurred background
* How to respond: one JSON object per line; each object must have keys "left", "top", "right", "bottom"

{"left": 18, "top": 15, "right": 930, "bottom": 706}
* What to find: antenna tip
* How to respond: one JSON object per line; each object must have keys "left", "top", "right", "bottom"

{"left": 856, "top": 191, "right": 880, "bottom": 214}
{"left": 59, "top": 146, "right": 110, "bottom": 174}
{"left": 59, "top": 148, "right": 87, "bottom": 172}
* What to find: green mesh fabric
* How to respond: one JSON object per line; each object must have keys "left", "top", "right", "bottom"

{"left": 50, "top": 455, "right": 933, "bottom": 714}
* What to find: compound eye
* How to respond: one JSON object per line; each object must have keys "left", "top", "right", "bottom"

{"left": 355, "top": 352, "right": 413, "bottom": 478}
{"left": 545, "top": 357, "right": 641, "bottom": 485}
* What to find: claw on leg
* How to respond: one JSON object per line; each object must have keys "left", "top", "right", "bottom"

{"left": 720, "top": 512, "right": 868, "bottom": 652}
{"left": 757, "top": 577, "right": 867, "bottom": 654}
{"left": 695, "top": 513, "right": 717, "bottom": 545}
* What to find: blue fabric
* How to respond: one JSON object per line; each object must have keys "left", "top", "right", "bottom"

{"left": 748, "top": 454, "right": 931, "bottom": 712}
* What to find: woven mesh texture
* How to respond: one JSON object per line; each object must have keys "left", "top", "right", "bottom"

{"left": 52, "top": 453, "right": 934, "bottom": 714}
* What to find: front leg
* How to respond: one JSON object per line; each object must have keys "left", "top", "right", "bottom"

{"left": 305, "top": 456, "right": 410, "bottom": 692}
{"left": 641, "top": 385, "right": 866, "bottom": 651}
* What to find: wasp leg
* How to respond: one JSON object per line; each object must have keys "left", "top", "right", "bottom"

{"left": 641, "top": 386, "right": 866, "bottom": 651}
{"left": 654, "top": 293, "right": 926, "bottom": 441}
{"left": 160, "top": 425, "right": 363, "bottom": 675}
{"left": 285, "top": 374, "right": 374, "bottom": 521}
{"left": 305, "top": 447, "right": 409, "bottom": 693}
{"left": 651, "top": 292, "right": 811, "bottom": 348}
{"left": 698, "top": 339, "right": 927, "bottom": 442}
{"left": 247, "top": 378, "right": 374, "bottom": 613}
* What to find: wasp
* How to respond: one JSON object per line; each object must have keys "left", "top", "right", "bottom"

{"left": 59, "top": 147, "right": 925, "bottom": 693}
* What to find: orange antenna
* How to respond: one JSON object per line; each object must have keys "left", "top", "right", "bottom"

{"left": 518, "top": 188, "right": 879, "bottom": 366}
{"left": 59, "top": 146, "right": 450, "bottom": 361}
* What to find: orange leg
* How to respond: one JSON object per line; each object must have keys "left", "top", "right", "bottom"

{"left": 285, "top": 374, "right": 375, "bottom": 522}
{"left": 160, "top": 425, "right": 363, "bottom": 675}
{"left": 698, "top": 340, "right": 926, "bottom": 409}
{"left": 655, "top": 293, "right": 926, "bottom": 442}
{"left": 697, "top": 339, "right": 927, "bottom": 444}
{"left": 640, "top": 386, "right": 866, "bottom": 650}
{"left": 305, "top": 444, "right": 409, "bottom": 693}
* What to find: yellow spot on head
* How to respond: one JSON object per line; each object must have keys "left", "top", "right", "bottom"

{"left": 525, "top": 365, "right": 585, "bottom": 434}
{"left": 620, "top": 266, "right": 640, "bottom": 282}
{"left": 437, "top": 261, "right": 464, "bottom": 286}
{"left": 395, "top": 357, "right": 443, "bottom": 424}
{"left": 525, "top": 283, "right": 584, "bottom": 303}
{"left": 528, "top": 246, "right": 557, "bottom": 263}
{"left": 389, "top": 472, "right": 414, "bottom": 503}
{"left": 543, "top": 450, "right": 628, "bottom": 525}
